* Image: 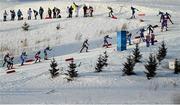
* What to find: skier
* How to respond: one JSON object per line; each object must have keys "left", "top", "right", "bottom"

{"left": 127, "top": 31, "right": 132, "bottom": 45}
{"left": 89, "top": 6, "right": 94, "bottom": 17}
{"left": 34, "top": 51, "right": 41, "bottom": 63}
{"left": 48, "top": 8, "right": 52, "bottom": 18}
{"left": 107, "top": 7, "right": 114, "bottom": 17}
{"left": 33, "top": 9, "right": 38, "bottom": 20}
{"left": 161, "top": 14, "right": 168, "bottom": 32}
{"left": 39, "top": 6, "right": 44, "bottom": 19}
{"left": 20, "top": 52, "right": 27, "bottom": 66}
{"left": 27, "top": 8, "right": 32, "bottom": 20}
{"left": 3, "top": 10, "right": 8, "bottom": 21}
{"left": 165, "top": 12, "right": 173, "bottom": 24}
{"left": 130, "top": 6, "right": 139, "bottom": 19}
{"left": 17, "top": 9, "right": 23, "bottom": 20}
{"left": 80, "top": 39, "right": 89, "bottom": 53}
{"left": 146, "top": 25, "right": 154, "bottom": 34}
{"left": 10, "top": 10, "right": 15, "bottom": 21}
{"left": 53, "top": 7, "right": 57, "bottom": 18}
{"left": 103, "top": 35, "right": 112, "bottom": 47}
{"left": 44, "top": 46, "right": 52, "bottom": 60}
{"left": 7, "top": 57, "right": 14, "bottom": 70}
{"left": 137, "top": 27, "right": 146, "bottom": 42}
{"left": 83, "top": 5, "right": 88, "bottom": 17}
{"left": 2, "top": 53, "right": 10, "bottom": 67}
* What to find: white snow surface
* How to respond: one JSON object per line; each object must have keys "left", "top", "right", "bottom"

{"left": 0, "top": 0, "right": 180, "bottom": 104}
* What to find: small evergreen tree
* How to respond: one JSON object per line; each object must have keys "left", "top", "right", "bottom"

{"left": 102, "top": 51, "right": 109, "bottom": 67}
{"left": 22, "top": 22, "right": 30, "bottom": 31}
{"left": 174, "top": 59, "right": 180, "bottom": 74}
{"left": 56, "top": 24, "right": 60, "bottom": 30}
{"left": 67, "top": 60, "right": 78, "bottom": 78}
{"left": 132, "top": 44, "right": 142, "bottom": 63}
{"left": 156, "top": 41, "right": 167, "bottom": 63}
{"left": 95, "top": 54, "right": 104, "bottom": 72}
{"left": 144, "top": 54, "right": 158, "bottom": 80}
{"left": 122, "top": 55, "right": 136, "bottom": 76}
{"left": 49, "top": 58, "right": 59, "bottom": 78}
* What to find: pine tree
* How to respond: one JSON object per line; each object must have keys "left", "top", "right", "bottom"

{"left": 56, "top": 24, "right": 60, "bottom": 30}
{"left": 49, "top": 58, "right": 59, "bottom": 78}
{"left": 95, "top": 54, "right": 104, "bottom": 72}
{"left": 156, "top": 41, "right": 167, "bottom": 63}
{"left": 174, "top": 59, "right": 180, "bottom": 74}
{"left": 132, "top": 44, "right": 142, "bottom": 63}
{"left": 102, "top": 51, "right": 108, "bottom": 67}
{"left": 122, "top": 55, "right": 136, "bottom": 76}
{"left": 144, "top": 54, "right": 158, "bottom": 80}
{"left": 67, "top": 60, "right": 78, "bottom": 78}
{"left": 22, "top": 22, "right": 30, "bottom": 31}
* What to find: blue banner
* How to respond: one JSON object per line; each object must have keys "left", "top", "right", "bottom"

{"left": 117, "top": 31, "right": 127, "bottom": 51}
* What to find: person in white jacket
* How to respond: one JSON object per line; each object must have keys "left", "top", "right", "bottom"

{"left": 27, "top": 8, "right": 32, "bottom": 20}
{"left": 3, "top": 10, "right": 8, "bottom": 21}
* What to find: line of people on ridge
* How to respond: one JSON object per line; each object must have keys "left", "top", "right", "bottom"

{"left": 2, "top": 2, "right": 94, "bottom": 22}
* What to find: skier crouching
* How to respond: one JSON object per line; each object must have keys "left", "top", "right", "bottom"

{"left": 103, "top": 35, "right": 112, "bottom": 48}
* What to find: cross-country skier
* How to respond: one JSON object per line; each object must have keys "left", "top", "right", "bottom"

{"left": 80, "top": 39, "right": 89, "bottom": 53}
{"left": 35, "top": 51, "right": 41, "bottom": 63}
{"left": 27, "top": 8, "right": 32, "bottom": 20}
{"left": 20, "top": 52, "right": 27, "bottom": 66}
{"left": 39, "top": 6, "right": 44, "bottom": 19}
{"left": 2, "top": 53, "right": 10, "bottom": 67}
{"left": 147, "top": 25, "right": 154, "bottom": 34}
{"left": 17, "top": 9, "right": 23, "bottom": 20}
{"left": 44, "top": 46, "right": 52, "bottom": 60}
{"left": 137, "top": 27, "right": 146, "bottom": 42}
{"left": 33, "top": 10, "right": 38, "bottom": 20}
{"left": 107, "top": 7, "right": 114, "bottom": 17}
{"left": 7, "top": 56, "right": 14, "bottom": 70}
{"left": 161, "top": 14, "right": 168, "bottom": 32}
{"left": 3, "top": 10, "right": 8, "bottom": 21}
{"left": 130, "top": 6, "right": 139, "bottom": 19}
{"left": 103, "top": 35, "right": 112, "bottom": 47}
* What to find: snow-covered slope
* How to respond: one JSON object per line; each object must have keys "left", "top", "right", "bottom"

{"left": 0, "top": 0, "right": 180, "bottom": 104}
